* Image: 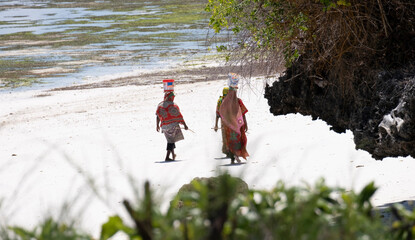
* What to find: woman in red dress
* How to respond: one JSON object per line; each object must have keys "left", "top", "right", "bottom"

{"left": 156, "top": 92, "right": 188, "bottom": 161}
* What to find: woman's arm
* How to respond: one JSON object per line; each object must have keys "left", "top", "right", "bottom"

{"left": 243, "top": 115, "right": 248, "bottom": 132}
{"left": 214, "top": 114, "right": 220, "bottom": 131}
{"left": 181, "top": 121, "right": 189, "bottom": 130}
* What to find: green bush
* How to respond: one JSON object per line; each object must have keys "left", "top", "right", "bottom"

{"left": 3, "top": 217, "right": 92, "bottom": 240}
{"left": 3, "top": 174, "right": 415, "bottom": 239}
{"left": 99, "top": 174, "right": 399, "bottom": 240}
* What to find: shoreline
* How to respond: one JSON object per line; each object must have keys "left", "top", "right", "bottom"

{"left": 48, "top": 61, "right": 277, "bottom": 92}
{"left": 1, "top": 60, "right": 274, "bottom": 94}
{"left": 49, "top": 63, "right": 233, "bottom": 91}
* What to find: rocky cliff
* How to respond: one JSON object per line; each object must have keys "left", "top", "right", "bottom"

{"left": 264, "top": 63, "right": 415, "bottom": 160}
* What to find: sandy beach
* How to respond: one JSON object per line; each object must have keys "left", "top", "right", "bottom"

{"left": 1, "top": 72, "right": 414, "bottom": 238}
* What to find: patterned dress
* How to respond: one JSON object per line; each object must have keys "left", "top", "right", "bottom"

{"left": 222, "top": 99, "right": 248, "bottom": 159}
{"left": 156, "top": 93, "right": 184, "bottom": 143}
{"left": 219, "top": 89, "right": 249, "bottom": 159}
{"left": 216, "top": 95, "right": 229, "bottom": 155}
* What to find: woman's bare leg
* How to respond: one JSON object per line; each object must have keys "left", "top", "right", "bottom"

{"left": 165, "top": 150, "right": 171, "bottom": 161}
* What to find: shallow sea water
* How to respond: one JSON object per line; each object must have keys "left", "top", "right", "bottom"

{"left": 0, "top": 0, "right": 226, "bottom": 92}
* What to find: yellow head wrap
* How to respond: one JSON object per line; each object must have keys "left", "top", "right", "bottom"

{"left": 222, "top": 87, "right": 229, "bottom": 96}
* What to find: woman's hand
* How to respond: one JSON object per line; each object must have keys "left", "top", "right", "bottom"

{"left": 156, "top": 116, "right": 160, "bottom": 132}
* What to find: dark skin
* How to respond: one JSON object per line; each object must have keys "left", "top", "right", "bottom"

{"left": 156, "top": 116, "right": 188, "bottom": 161}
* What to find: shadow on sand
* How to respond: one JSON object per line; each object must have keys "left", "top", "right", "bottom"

{"left": 220, "top": 162, "right": 246, "bottom": 167}
{"left": 154, "top": 160, "right": 184, "bottom": 164}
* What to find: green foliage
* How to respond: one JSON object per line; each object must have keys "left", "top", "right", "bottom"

{"left": 205, "top": 0, "right": 313, "bottom": 65}
{"left": 204, "top": 0, "right": 357, "bottom": 67}
{"left": 7, "top": 217, "right": 92, "bottom": 240}
{"left": 4, "top": 174, "right": 415, "bottom": 240}
{"left": 216, "top": 45, "right": 228, "bottom": 52}
{"left": 100, "top": 181, "right": 181, "bottom": 240}
{"left": 100, "top": 216, "right": 135, "bottom": 240}
{"left": 319, "top": 0, "right": 351, "bottom": 11}
{"left": 99, "top": 175, "right": 398, "bottom": 240}
{"left": 390, "top": 203, "right": 415, "bottom": 239}
{"left": 206, "top": 0, "right": 415, "bottom": 88}
{"left": 223, "top": 179, "right": 387, "bottom": 240}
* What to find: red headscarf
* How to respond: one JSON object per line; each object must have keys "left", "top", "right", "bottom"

{"left": 156, "top": 92, "right": 184, "bottom": 126}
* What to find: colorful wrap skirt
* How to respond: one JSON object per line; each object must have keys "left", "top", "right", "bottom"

{"left": 162, "top": 122, "right": 184, "bottom": 143}
{"left": 223, "top": 124, "right": 249, "bottom": 159}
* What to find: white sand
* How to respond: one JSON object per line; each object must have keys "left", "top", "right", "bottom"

{"left": 1, "top": 78, "right": 414, "bottom": 238}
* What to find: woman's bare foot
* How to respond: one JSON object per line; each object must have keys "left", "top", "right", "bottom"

{"left": 173, "top": 154, "right": 177, "bottom": 160}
